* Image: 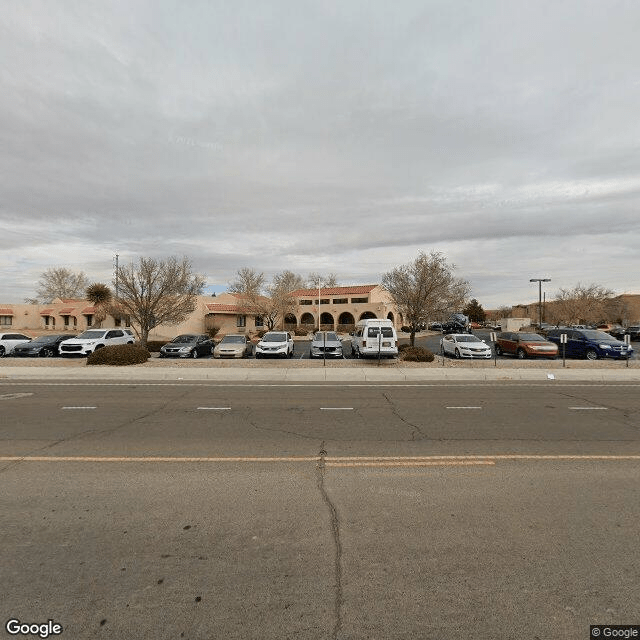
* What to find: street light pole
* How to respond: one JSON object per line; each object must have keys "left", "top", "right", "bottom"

{"left": 529, "top": 278, "right": 551, "bottom": 328}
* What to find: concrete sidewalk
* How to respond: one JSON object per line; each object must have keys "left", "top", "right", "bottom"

{"left": 1, "top": 365, "right": 639, "bottom": 382}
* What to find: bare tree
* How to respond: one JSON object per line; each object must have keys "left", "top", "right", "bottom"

{"left": 549, "top": 283, "right": 617, "bottom": 326}
{"left": 114, "top": 256, "right": 205, "bottom": 346}
{"left": 227, "top": 268, "right": 265, "bottom": 296}
{"left": 271, "top": 270, "right": 305, "bottom": 294}
{"left": 27, "top": 267, "right": 90, "bottom": 303}
{"left": 382, "top": 251, "right": 470, "bottom": 346}
{"left": 85, "top": 283, "right": 113, "bottom": 328}
{"left": 305, "top": 272, "right": 338, "bottom": 289}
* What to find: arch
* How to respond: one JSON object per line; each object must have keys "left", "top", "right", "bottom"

{"left": 338, "top": 312, "right": 355, "bottom": 325}
{"left": 300, "top": 312, "right": 315, "bottom": 327}
{"left": 359, "top": 311, "right": 377, "bottom": 320}
{"left": 283, "top": 313, "right": 297, "bottom": 331}
{"left": 386, "top": 312, "right": 394, "bottom": 324}
{"left": 320, "top": 312, "right": 334, "bottom": 330}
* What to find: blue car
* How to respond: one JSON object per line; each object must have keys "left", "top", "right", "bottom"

{"left": 546, "top": 328, "right": 633, "bottom": 360}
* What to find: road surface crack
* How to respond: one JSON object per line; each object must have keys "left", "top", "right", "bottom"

{"left": 316, "top": 442, "right": 343, "bottom": 639}
{"left": 382, "top": 392, "right": 428, "bottom": 441}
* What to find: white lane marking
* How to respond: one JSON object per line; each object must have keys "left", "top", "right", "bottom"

{"left": 3, "top": 383, "right": 640, "bottom": 388}
{"left": 327, "top": 461, "right": 494, "bottom": 467}
{"left": 569, "top": 407, "right": 608, "bottom": 410}
{"left": 446, "top": 406, "right": 482, "bottom": 409}
{"left": 0, "top": 393, "right": 34, "bottom": 399}
{"left": 197, "top": 407, "right": 231, "bottom": 410}
{"left": 320, "top": 407, "right": 354, "bottom": 411}
{"left": 61, "top": 406, "right": 96, "bottom": 410}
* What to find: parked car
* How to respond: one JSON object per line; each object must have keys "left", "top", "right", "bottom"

{"left": 12, "top": 334, "right": 76, "bottom": 357}
{"left": 0, "top": 332, "right": 32, "bottom": 357}
{"left": 428, "top": 322, "right": 443, "bottom": 331}
{"left": 441, "top": 333, "right": 491, "bottom": 359}
{"left": 494, "top": 332, "right": 558, "bottom": 359}
{"left": 350, "top": 319, "right": 398, "bottom": 358}
{"left": 213, "top": 334, "right": 253, "bottom": 358}
{"left": 626, "top": 326, "right": 640, "bottom": 341}
{"left": 310, "top": 331, "right": 343, "bottom": 359}
{"left": 255, "top": 331, "right": 294, "bottom": 358}
{"left": 159, "top": 334, "right": 213, "bottom": 359}
{"left": 546, "top": 328, "right": 633, "bottom": 360}
{"left": 59, "top": 328, "right": 135, "bottom": 356}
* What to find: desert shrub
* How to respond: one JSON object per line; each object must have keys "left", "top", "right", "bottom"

{"left": 400, "top": 346, "right": 435, "bottom": 362}
{"left": 400, "top": 326, "right": 411, "bottom": 333}
{"left": 336, "top": 324, "right": 355, "bottom": 334}
{"left": 87, "top": 344, "right": 150, "bottom": 366}
{"left": 398, "top": 343, "right": 412, "bottom": 352}
{"left": 144, "top": 340, "right": 165, "bottom": 353}
{"left": 294, "top": 327, "right": 310, "bottom": 336}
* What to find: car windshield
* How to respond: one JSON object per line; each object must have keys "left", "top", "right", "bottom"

{"left": 456, "top": 335, "right": 481, "bottom": 343}
{"left": 518, "top": 334, "right": 545, "bottom": 341}
{"left": 77, "top": 330, "right": 107, "bottom": 339}
{"left": 263, "top": 333, "right": 287, "bottom": 342}
{"left": 314, "top": 332, "right": 338, "bottom": 341}
{"left": 581, "top": 330, "right": 616, "bottom": 340}
{"left": 221, "top": 336, "right": 245, "bottom": 344}
{"left": 171, "top": 335, "right": 197, "bottom": 343}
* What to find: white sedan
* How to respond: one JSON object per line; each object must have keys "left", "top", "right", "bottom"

{"left": 441, "top": 333, "right": 492, "bottom": 359}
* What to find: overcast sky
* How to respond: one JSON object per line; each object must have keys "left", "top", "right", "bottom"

{"left": 2, "top": 1, "right": 639, "bottom": 308}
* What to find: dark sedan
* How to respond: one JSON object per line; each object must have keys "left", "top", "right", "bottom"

{"left": 12, "top": 334, "right": 76, "bottom": 358}
{"left": 159, "top": 334, "right": 213, "bottom": 358}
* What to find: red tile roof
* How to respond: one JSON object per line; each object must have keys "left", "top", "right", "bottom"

{"left": 40, "top": 309, "right": 53, "bottom": 316}
{"left": 81, "top": 306, "right": 96, "bottom": 314}
{"left": 289, "top": 285, "right": 378, "bottom": 297}
{"left": 0, "top": 308, "right": 14, "bottom": 315}
{"left": 205, "top": 303, "right": 243, "bottom": 313}
{"left": 58, "top": 307, "right": 76, "bottom": 314}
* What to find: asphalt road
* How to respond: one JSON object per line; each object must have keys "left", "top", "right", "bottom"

{"left": 2, "top": 381, "right": 640, "bottom": 639}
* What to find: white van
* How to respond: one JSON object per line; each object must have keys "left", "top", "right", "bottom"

{"left": 350, "top": 319, "right": 398, "bottom": 358}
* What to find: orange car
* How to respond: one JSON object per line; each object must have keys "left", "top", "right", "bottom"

{"left": 494, "top": 332, "right": 558, "bottom": 359}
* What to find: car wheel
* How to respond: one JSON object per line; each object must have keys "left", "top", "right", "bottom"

{"left": 0, "top": 346, "right": 4, "bottom": 357}
{"left": 495, "top": 344, "right": 503, "bottom": 356}
{"left": 516, "top": 348, "right": 527, "bottom": 359}
{"left": 95, "top": 344, "right": 104, "bottom": 350}
{"left": 192, "top": 349, "right": 198, "bottom": 359}
{"left": 585, "top": 349, "right": 598, "bottom": 360}
{"left": 41, "top": 348, "right": 55, "bottom": 358}
{"left": 454, "top": 348, "right": 461, "bottom": 359}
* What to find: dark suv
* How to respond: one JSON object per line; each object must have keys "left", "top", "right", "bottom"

{"left": 546, "top": 328, "right": 633, "bottom": 360}
{"left": 624, "top": 326, "right": 640, "bottom": 341}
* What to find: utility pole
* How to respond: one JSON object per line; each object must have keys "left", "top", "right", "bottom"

{"left": 529, "top": 278, "right": 551, "bottom": 328}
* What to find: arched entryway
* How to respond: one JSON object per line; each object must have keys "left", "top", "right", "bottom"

{"left": 359, "top": 311, "right": 377, "bottom": 320}
{"left": 337, "top": 311, "right": 355, "bottom": 333}
{"left": 300, "top": 312, "right": 315, "bottom": 332}
{"left": 387, "top": 312, "right": 394, "bottom": 325}
{"left": 320, "top": 312, "right": 334, "bottom": 331}
{"left": 284, "top": 313, "right": 297, "bottom": 331}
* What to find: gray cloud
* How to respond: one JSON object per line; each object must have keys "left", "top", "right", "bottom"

{"left": 1, "top": 1, "right": 639, "bottom": 308}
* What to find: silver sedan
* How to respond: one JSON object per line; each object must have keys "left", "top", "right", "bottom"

{"left": 310, "top": 331, "right": 343, "bottom": 359}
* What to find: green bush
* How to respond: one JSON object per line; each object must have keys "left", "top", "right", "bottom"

{"left": 87, "top": 344, "right": 150, "bottom": 366}
{"left": 400, "top": 346, "right": 435, "bottom": 362}
{"left": 144, "top": 340, "right": 165, "bottom": 353}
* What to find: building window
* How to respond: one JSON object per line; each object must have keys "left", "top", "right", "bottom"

{"left": 86, "top": 315, "right": 93, "bottom": 327}
{"left": 332, "top": 298, "right": 348, "bottom": 304}
{"left": 300, "top": 300, "right": 313, "bottom": 305}
{"left": 62, "top": 315, "right": 70, "bottom": 327}
{"left": 319, "top": 299, "right": 329, "bottom": 305}
{"left": 124, "top": 315, "right": 131, "bottom": 327}
{"left": 0, "top": 316, "right": 12, "bottom": 326}
{"left": 351, "top": 297, "right": 369, "bottom": 303}
{"left": 255, "top": 316, "right": 264, "bottom": 327}
{"left": 114, "top": 316, "right": 121, "bottom": 326}
{"left": 237, "top": 315, "right": 246, "bottom": 327}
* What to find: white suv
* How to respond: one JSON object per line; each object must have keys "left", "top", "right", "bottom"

{"left": 255, "top": 331, "right": 294, "bottom": 358}
{"left": 59, "top": 329, "right": 135, "bottom": 356}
